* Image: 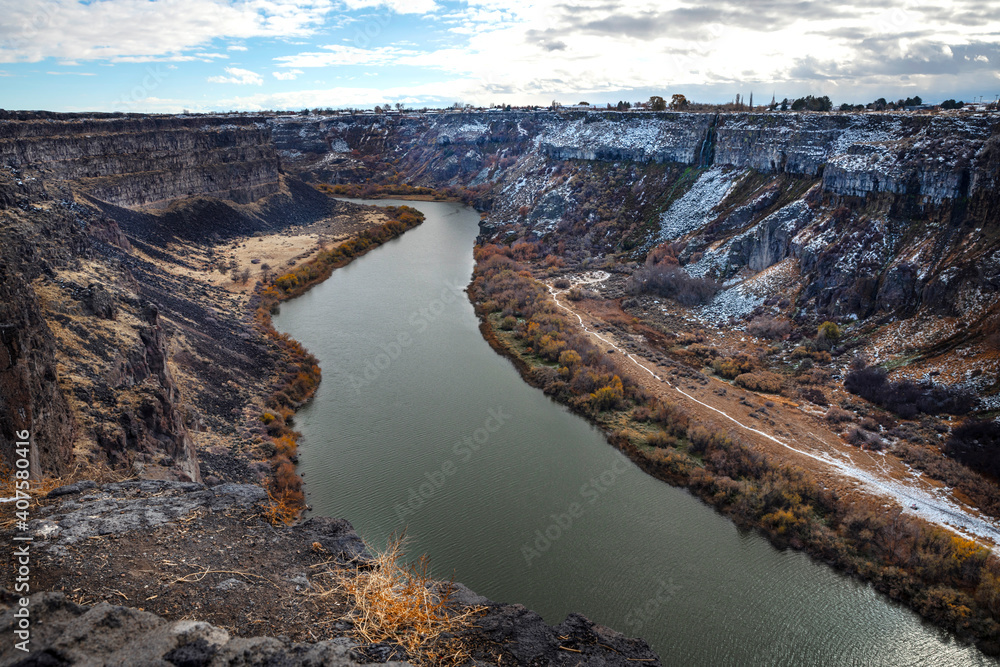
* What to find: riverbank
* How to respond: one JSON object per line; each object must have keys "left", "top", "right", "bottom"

{"left": 252, "top": 204, "right": 426, "bottom": 520}
{"left": 317, "top": 183, "right": 468, "bottom": 203}
{"left": 468, "top": 245, "right": 1000, "bottom": 655}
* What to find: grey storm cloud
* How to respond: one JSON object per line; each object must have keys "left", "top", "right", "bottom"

{"left": 913, "top": 2, "right": 1000, "bottom": 26}
{"left": 537, "top": 0, "right": 850, "bottom": 40}
{"left": 530, "top": 0, "right": 998, "bottom": 48}
{"left": 788, "top": 40, "right": 1000, "bottom": 81}
{"left": 524, "top": 0, "right": 998, "bottom": 93}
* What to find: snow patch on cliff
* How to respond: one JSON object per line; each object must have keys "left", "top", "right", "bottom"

{"left": 538, "top": 114, "right": 711, "bottom": 163}
{"left": 659, "top": 168, "right": 742, "bottom": 241}
{"left": 696, "top": 259, "right": 797, "bottom": 325}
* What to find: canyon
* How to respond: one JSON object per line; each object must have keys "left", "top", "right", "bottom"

{"left": 2, "top": 108, "right": 1000, "bottom": 663}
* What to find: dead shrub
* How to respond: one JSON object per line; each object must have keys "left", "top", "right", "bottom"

{"left": 748, "top": 316, "right": 792, "bottom": 340}
{"left": 712, "top": 354, "right": 757, "bottom": 379}
{"left": 795, "top": 368, "right": 831, "bottom": 386}
{"left": 313, "top": 536, "right": 485, "bottom": 665}
{"left": 792, "top": 346, "right": 832, "bottom": 363}
{"left": 626, "top": 264, "right": 720, "bottom": 306}
{"left": 845, "top": 366, "right": 975, "bottom": 418}
{"left": 734, "top": 371, "right": 784, "bottom": 394}
{"left": 799, "top": 387, "right": 828, "bottom": 406}
{"left": 825, "top": 406, "right": 853, "bottom": 424}
{"left": 650, "top": 399, "right": 690, "bottom": 438}
{"left": 860, "top": 417, "right": 880, "bottom": 432}
{"left": 846, "top": 426, "right": 882, "bottom": 449}
{"left": 687, "top": 343, "right": 718, "bottom": 360}
{"left": 646, "top": 431, "right": 679, "bottom": 448}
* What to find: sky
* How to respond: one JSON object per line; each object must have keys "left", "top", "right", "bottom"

{"left": 0, "top": 0, "right": 998, "bottom": 113}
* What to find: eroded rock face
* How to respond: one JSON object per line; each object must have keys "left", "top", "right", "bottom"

{"left": 0, "top": 247, "right": 75, "bottom": 479}
{"left": 271, "top": 110, "right": 997, "bottom": 204}
{"left": 274, "top": 111, "right": 999, "bottom": 330}
{"left": 0, "top": 116, "right": 281, "bottom": 208}
{"left": 94, "top": 322, "right": 201, "bottom": 482}
{"left": 0, "top": 125, "right": 347, "bottom": 481}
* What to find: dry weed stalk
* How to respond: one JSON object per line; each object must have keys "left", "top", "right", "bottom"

{"left": 314, "top": 535, "right": 484, "bottom": 666}
{"left": 262, "top": 487, "right": 303, "bottom": 525}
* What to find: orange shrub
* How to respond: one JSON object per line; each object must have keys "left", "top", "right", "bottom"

{"left": 275, "top": 273, "right": 300, "bottom": 292}
{"left": 734, "top": 371, "right": 784, "bottom": 394}
{"left": 590, "top": 376, "right": 625, "bottom": 411}
{"left": 712, "top": 354, "right": 756, "bottom": 379}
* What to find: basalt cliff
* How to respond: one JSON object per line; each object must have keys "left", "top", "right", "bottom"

{"left": 275, "top": 109, "right": 1000, "bottom": 401}
{"left": 3, "top": 108, "right": 1000, "bottom": 664}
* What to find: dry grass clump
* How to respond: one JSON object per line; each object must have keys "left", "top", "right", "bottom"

{"left": 313, "top": 536, "right": 485, "bottom": 666}
{"left": 734, "top": 370, "right": 784, "bottom": 394}
{"left": 825, "top": 405, "right": 854, "bottom": 424}
{"left": 747, "top": 315, "right": 792, "bottom": 340}
{"left": 0, "top": 461, "right": 134, "bottom": 500}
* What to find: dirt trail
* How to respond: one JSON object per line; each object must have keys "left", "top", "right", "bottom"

{"left": 547, "top": 273, "right": 1000, "bottom": 546}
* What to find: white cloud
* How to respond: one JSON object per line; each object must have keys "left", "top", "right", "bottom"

{"left": 0, "top": 0, "right": 334, "bottom": 63}
{"left": 7, "top": 0, "right": 1000, "bottom": 108}
{"left": 275, "top": 44, "right": 417, "bottom": 68}
{"left": 340, "top": 0, "right": 439, "bottom": 14}
{"left": 208, "top": 67, "right": 264, "bottom": 85}
{"left": 46, "top": 71, "right": 96, "bottom": 76}
{"left": 217, "top": 79, "right": 476, "bottom": 110}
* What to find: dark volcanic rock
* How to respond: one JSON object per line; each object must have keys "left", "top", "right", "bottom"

{"left": 0, "top": 264, "right": 75, "bottom": 478}
{"left": 82, "top": 282, "right": 117, "bottom": 319}
{"left": 465, "top": 604, "right": 659, "bottom": 666}
{"left": 296, "top": 517, "right": 373, "bottom": 564}
{"left": 46, "top": 480, "right": 97, "bottom": 498}
{"left": 0, "top": 591, "right": 410, "bottom": 667}
{"left": 29, "top": 480, "right": 266, "bottom": 547}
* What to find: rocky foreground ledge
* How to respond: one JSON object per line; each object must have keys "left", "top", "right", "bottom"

{"left": 1, "top": 480, "right": 659, "bottom": 666}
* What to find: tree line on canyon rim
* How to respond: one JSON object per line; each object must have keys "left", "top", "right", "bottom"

{"left": 471, "top": 241, "right": 1000, "bottom": 654}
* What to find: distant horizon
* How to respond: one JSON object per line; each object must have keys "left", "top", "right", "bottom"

{"left": 2, "top": 95, "right": 995, "bottom": 116}
{"left": 2, "top": 86, "right": 996, "bottom": 116}
{"left": 1, "top": 1, "right": 997, "bottom": 113}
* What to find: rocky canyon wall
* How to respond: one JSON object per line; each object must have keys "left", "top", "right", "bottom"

{"left": 270, "top": 109, "right": 999, "bottom": 401}
{"left": 0, "top": 116, "right": 281, "bottom": 208}
{"left": 271, "top": 110, "right": 998, "bottom": 205}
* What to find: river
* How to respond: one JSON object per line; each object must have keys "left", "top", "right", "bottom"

{"left": 273, "top": 199, "right": 993, "bottom": 665}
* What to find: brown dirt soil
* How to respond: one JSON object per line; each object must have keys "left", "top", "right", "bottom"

{"left": 551, "top": 283, "right": 1000, "bottom": 547}
{"left": 133, "top": 210, "right": 386, "bottom": 302}
{"left": 23, "top": 498, "right": 353, "bottom": 641}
